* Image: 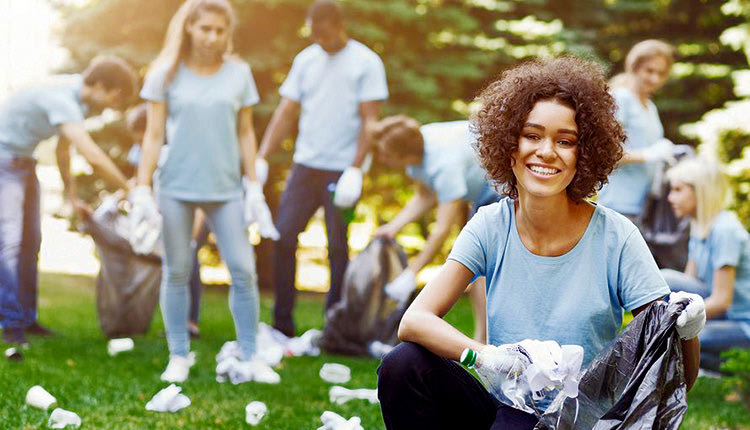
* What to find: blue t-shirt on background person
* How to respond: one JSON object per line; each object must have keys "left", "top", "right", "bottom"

{"left": 406, "top": 120, "right": 494, "bottom": 206}
{"left": 279, "top": 39, "right": 388, "bottom": 171}
{"left": 598, "top": 87, "right": 664, "bottom": 216}
{"left": 448, "top": 197, "right": 670, "bottom": 367}
{"left": 690, "top": 211, "right": 750, "bottom": 326}
{"left": 140, "top": 60, "right": 259, "bottom": 202}
{"left": 0, "top": 75, "right": 87, "bottom": 159}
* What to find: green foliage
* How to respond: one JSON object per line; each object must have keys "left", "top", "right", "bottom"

{"left": 721, "top": 348, "right": 750, "bottom": 409}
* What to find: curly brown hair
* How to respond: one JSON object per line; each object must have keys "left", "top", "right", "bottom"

{"left": 471, "top": 56, "right": 625, "bottom": 201}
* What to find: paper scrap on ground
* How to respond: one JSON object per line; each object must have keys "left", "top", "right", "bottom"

{"left": 48, "top": 408, "right": 82, "bottom": 429}
{"left": 256, "top": 323, "right": 322, "bottom": 358}
{"left": 216, "top": 356, "right": 281, "bottom": 385}
{"left": 317, "top": 411, "right": 364, "bottom": 430}
{"left": 216, "top": 336, "right": 283, "bottom": 367}
{"left": 319, "top": 363, "right": 351, "bottom": 384}
{"left": 329, "top": 386, "right": 379, "bottom": 405}
{"left": 367, "top": 341, "right": 393, "bottom": 359}
{"left": 26, "top": 385, "right": 57, "bottom": 410}
{"left": 107, "top": 338, "right": 134, "bottom": 356}
{"left": 5, "top": 347, "right": 22, "bottom": 361}
{"left": 145, "top": 384, "right": 191, "bottom": 412}
{"left": 245, "top": 401, "right": 268, "bottom": 426}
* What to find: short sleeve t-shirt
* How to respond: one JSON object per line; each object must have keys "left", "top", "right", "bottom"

{"left": 140, "top": 60, "right": 260, "bottom": 201}
{"left": 406, "top": 121, "right": 491, "bottom": 204}
{"left": 448, "top": 198, "right": 670, "bottom": 367}
{"left": 598, "top": 87, "right": 664, "bottom": 216}
{"left": 0, "top": 75, "right": 87, "bottom": 159}
{"left": 689, "top": 211, "right": 750, "bottom": 321}
{"left": 280, "top": 39, "right": 388, "bottom": 171}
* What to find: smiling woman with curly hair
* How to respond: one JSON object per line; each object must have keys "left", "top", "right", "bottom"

{"left": 376, "top": 56, "right": 703, "bottom": 430}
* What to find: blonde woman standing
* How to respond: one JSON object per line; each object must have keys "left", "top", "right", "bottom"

{"left": 132, "top": 0, "right": 279, "bottom": 383}
{"left": 662, "top": 156, "right": 750, "bottom": 371}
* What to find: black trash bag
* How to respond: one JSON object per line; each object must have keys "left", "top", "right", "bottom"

{"left": 79, "top": 200, "right": 161, "bottom": 338}
{"left": 535, "top": 300, "right": 687, "bottom": 430}
{"left": 637, "top": 179, "right": 690, "bottom": 271}
{"left": 319, "top": 237, "right": 409, "bottom": 356}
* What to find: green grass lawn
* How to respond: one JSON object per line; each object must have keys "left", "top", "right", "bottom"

{"left": 1, "top": 273, "right": 748, "bottom": 429}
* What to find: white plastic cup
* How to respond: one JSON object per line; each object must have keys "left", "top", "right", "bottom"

{"left": 245, "top": 401, "right": 268, "bottom": 425}
{"left": 48, "top": 408, "right": 82, "bottom": 428}
{"left": 107, "top": 338, "right": 134, "bottom": 356}
{"left": 319, "top": 363, "right": 351, "bottom": 384}
{"left": 26, "top": 385, "right": 57, "bottom": 410}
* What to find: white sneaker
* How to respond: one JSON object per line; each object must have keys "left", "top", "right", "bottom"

{"left": 160, "top": 352, "right": 195, "bottom": 383}
{"left": 249, "top": 359, "right": 281, "bottom": 384}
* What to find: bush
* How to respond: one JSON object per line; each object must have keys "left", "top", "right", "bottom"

{"left": 721, "top": 348, "right": 750, "bottom": 409}
{"left": 716, "top": 129, "right": 750, "bottom": 230}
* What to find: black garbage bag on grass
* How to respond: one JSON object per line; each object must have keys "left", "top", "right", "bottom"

{"left": 319, "top": 238, "right": 410, "bottom": 356}
{"left": 535, "top": 300, "right": 688, "bottom": 430}
{"left": 79, "top": 199, "right": 161, "bottom": 338}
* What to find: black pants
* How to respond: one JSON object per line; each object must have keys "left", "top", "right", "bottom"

{"left": 377, "top": 342, "right": 539, "bottom": 429}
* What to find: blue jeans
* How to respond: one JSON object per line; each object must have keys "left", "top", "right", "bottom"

{"left": 0, "top": 156, "right": 40, "bottom": 330}
{"left": 273, "top": 164, "right": 349, "bottom": 336}
{"left": 189, "top": 222, "right": 209, "bottom": 324}
{"left": 159, "top": 195, "right": 259, "bottom": 359}
{"left": 662, "top": 268, "right": 750, "bottom": 370}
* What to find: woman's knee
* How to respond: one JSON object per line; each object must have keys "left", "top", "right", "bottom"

{"left": 378, "top": 342, "right": 434, "bottom": 384}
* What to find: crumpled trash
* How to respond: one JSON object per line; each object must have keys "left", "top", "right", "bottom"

{"left": 215, "top": 356, "right": 281, "bottom": 385}
{"left": 107, "top": 338, "right": 134, "bottom": 356}
{"left": 245, "top": 401, "right": 267, "bottom": 426}
{"left": 5, "top": 347, "right": 23, "bottom": 361}
{"left": 286, "top": 328, "right": 322, "bottom": 357}
{"left": 367, "top": 340, "right": 394, "bottom": 359}
{"left": 319, "top": 363, "right": 351, "bottom": 384}
{"left": 145, "top": 384, "right": 191, "bottom": 412}
{"left": 329, "top": 386, "right": 379, "bottom": 405}
{"left": 48, "top": 408, "right": 82, "bottom": 429}
{"left": 534, "top": 300, "right": 689, "bottom": 429}
{"left": 518, "top": 340, "right": 584, "bottom": 398}
{"left": 317, "top": 411, "right": 364, "bottom": 430}
{"left": 26, "top": 385, "right": 57, "bottom": 410}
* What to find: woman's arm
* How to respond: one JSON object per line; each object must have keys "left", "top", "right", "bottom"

{"left": 136, "top": 102, "right": 167, "bottom": 187}
{"left": 632, "top": 301, "right": 700, "bottom": 391}
{"left": 704, "top": 266, "right": 736, "bottom": 319}
{"left": 398, "top": 260, "right": 485, "bottom": 360}
{"left": 237, "top": 107, "right": 258, "bottom": 180}
{"left": 376, "top": 182, "right": 437, "bottom": 238}
{"left": 684, "top": 260, "right": 698, "bottom": 278}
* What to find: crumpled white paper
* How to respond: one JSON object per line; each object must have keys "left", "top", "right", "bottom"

{"left": 286, "top": 328, "right": 322, "bottom": 357}
{"left": 48, "top": 408, "right": 82, "bottom": 429}
{"left": 215, "top": 356, "right": 280, "bottom": 385}
{"left": 317, "top": 411, "right": 364, "bottom": 430}
{"left": 517, "top": 339, "right": 584, "bottom": 398}
{"left": 245, "top": 401, "right": 268, "bottom": 426}
{"left": 107, "top": 338, "right": 134, "bottom": 356}
{"left": 329, "top": 386, "right": 379, "bottom": 405}
{"left": 319, "top": 363, "right": 351, "bottom": 384}
{"left": 145, "top": 384, "right": 191, "bottom": 412}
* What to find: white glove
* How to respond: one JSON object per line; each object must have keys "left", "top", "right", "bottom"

{"left": 384, "top": 269, "right": 416, "bottom": 304}
{"left": 255, "top": 158, "right": 269, "bottom": 185}
{"left": 127, "top": 185, "right": 162, "bottom": 255}
{"left": 333, "top": 167, "right": 362, "bottom": 208}
{"left": 669, "top": 291, "right": 706, "bottom": 340}
{"left": 642, "top": 138, "right": 676, "bottom": 164}
{"left": 243, "top": 178, "right": 279, "bottom": 240}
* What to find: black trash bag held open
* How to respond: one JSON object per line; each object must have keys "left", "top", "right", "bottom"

{"left": 319, "top": 238, "right": 409, "bottom": 356}
{"left": 79, "top": 200, "right": 161, "bottom": 338}
{"left": 535, "top": 300, "right": 688, "bottom": 430}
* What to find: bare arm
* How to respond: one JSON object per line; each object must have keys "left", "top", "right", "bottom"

{"left": 632, "top": 301, "right": 700, "bottom": 391}
{"left": 351, "top": 100, "right": 382, "bottom": 168}
{"left": 58, "top": 122, "right": 128, "bottom": 190}
{"left": 398, "top": 259, "right": 484, "bottom": 360}
{"left": 684, "top": 260, "right": 698, "bottom": 278}
{"left": 257, "top": 98, "right": 300, "bottom": 159}
{"left": 407, "top": 199, "right": 465, "bottom": 274}
{"left": 377, "top": 182, "right": 437, "bottom": 237}
{"left": 704, "top": 266, "right": 736, "bottom": 319}
{"left": 136, "top": 102, "right": 167, "bottom": 187}
{"left": 237, "top": 107, "right": 259, "bottom": 181}
{"left": 55, "top": 135, "right": 77, "bottom": 203}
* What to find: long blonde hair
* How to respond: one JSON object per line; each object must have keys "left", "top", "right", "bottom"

{"left": 150, "top": 0, "right": 236, "bottom": 89}
{"left": 666, "top": 155, "right": 728, "bottom": 239}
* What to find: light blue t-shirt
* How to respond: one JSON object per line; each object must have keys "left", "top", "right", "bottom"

{"left": 598, "top": 87, "right": 663, "bottom": 216}
{"left": 448, "top": 198, "right": 670, "bottom": 367}
{"left": 280, "top": 39, "right": 388, "bottom": 171}
{"left": 141, "top": 60, "right": 260, "bottom": 201}
{"left": 689, "top": 211, "right": 750, "bottom": 322}
{"left": 406, "top": 121, "right": 493, "bottom": 205}
{"left": 0, "top": 75, "right": 87, "bottom": 159}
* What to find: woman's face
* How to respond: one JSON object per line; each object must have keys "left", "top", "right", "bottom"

{"left": 634, "top": 55, "right": 670, "bottom": 97}
{"left": 186, "top": 10, "right": 230, "bottom": 58}
{"left": 511, "top": 99, "right": 579, "bottom": 200}
{"left": 668, "top": 180, "right": 697, "bottom": 218}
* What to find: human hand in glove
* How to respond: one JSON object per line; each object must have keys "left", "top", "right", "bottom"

{"left": 333, "top": 167, "right": 362, "bottom": 208}
{"left": 243, "top": 178, "right": 280, "bottom": 240}
{"left": 669, "top": 291, "right": 706, "bottom": 340}
{"left": 642, "top": 138, "right": 676, "bottom": 164}
{"left": 255, "top": 158, "right": 269, "bottom": 185}
{"left": 128, "top": 185, "right": 162, "bottom": 254}
{"left": 475, "top": 344, "right": 532, "bottom": 377}
{"left": 384, "top": 269, "right": 416, "bottom": 304}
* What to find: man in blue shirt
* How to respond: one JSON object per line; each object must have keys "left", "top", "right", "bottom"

{"left": 0, "top": 55, "right": 137, "bottom": 347}
{"left": 257, "top": 0, "right": 388, "bottom": 336}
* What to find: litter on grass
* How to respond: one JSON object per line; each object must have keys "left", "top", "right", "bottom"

{"left": 145, "top": 384, "right": 190, "bottom": 413}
